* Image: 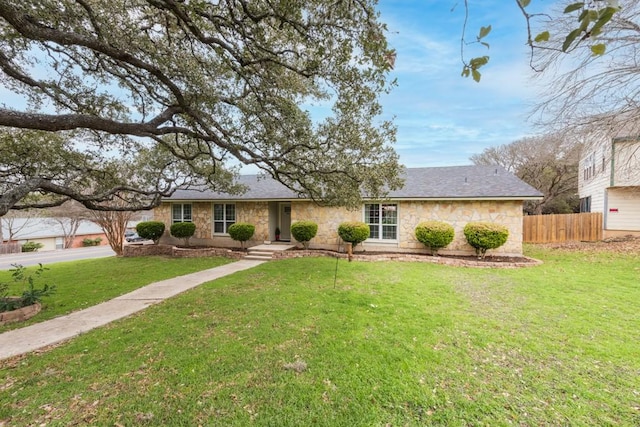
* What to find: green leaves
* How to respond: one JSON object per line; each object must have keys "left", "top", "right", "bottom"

{"left": 564, "top": 3, "right": 585, "bottom": 14}
{"left": 534, "top": 31, "right": 550, "bottom": 43}
{"left": 0, "top": 0, "right": 403, "bottom": 211}
{"left": 561, "top": 2, "right": 620, "bottom": 52}
{"left": 478, "top": 25, "right": 491, "bottom": 40}
{"left": 590, "top": 43, "right": 606, "bottom": 55}
{"left": 477, "top": 25, "right": 491, "bottom": 49}
{"left": 461, "top": 25, "right": 491, "bottom": 83}
{"left": 461, "top": 55, "right": 489, "bottom": 83}
{"left": 562, "top": 28, "right": 583, "bottom": 52}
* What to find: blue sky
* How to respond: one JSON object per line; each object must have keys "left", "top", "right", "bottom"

{"left": 377, "top": 0, "right": 542, "bottom": 167}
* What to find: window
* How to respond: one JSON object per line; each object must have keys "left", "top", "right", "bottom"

{"left": 579, "top": 196, "right": 591, "bottom": 213}
{"left": 364, "top": 203, "right": 398, "bottom": 240}
{"left": 213, "top": 203, "right": 235, "bottom": 234}
{"left": 583, "top": 153, "right": 596, "bottom": 181}
{"left": 172, "top": 203, "right": 192, "bottom": 223}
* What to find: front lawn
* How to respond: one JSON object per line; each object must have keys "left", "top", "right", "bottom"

{"left": 1, "top": 247, "right": 639, "bottom": 425}
{"left": 0, "top": 256, "right": 232, "bottom": 332}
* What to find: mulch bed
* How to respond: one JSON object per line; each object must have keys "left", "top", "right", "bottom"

{"left": 278, "top": 248, "right": 541, "bottom": 268}
{"left": 535, "top": 234, "right": 640, "bottom": 255}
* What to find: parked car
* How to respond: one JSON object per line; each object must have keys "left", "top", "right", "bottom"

{"left": 125, "top": 230, "right": 144, "bottom": 242}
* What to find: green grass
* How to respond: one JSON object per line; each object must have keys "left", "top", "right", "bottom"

{"left": 0, "top": 256, "right": 232, "bottom": 332}
{"left": 1, "top": 247, "right": 639, "bottom": 426}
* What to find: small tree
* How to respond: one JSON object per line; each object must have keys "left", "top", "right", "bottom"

{"left": 290, "top": 221, "right": 318, "bottom": 250}
{"left": 337, "top": 221, "right": 370, "bottom": 250}
{"left": 415, "top": 221, "right": 454, "bottom": 256}
{"left": 228, "top": 223, "right": 255, "bottom": 250}
{"left": 463, "top": 222, "right": 509, "bottom": 259}
{"left": 136, "top": 221, "right": 166, "bottom": 245}
{"left": 45, "top": 200, "right": 92, "bottom": 249}
{"left": 90, "top": 201, "right": 135, "bottom": 256}
{"left": 170, "top": 222, "right": 196, "bottom": 247}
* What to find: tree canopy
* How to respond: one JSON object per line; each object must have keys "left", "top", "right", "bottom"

{"left": 0, "top": 0, "right": 402, "bottom": 216}
{"left": 470, "top": 134, "right": 581, "bottom": 215}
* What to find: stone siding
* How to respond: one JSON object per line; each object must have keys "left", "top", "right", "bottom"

{"left": 290, "top": 200, "right": 524, "bottom": 256}
{"left": 156, "top": 199, "right": 525, "bottom": 255}
{"left": 397, "top": 200, "right": 523, "bottom": 255}
{"left": 157, "top": 202, "right": 213, "bottom": 246}
{"left": 237, "top": 201, "right": 270, "bottom": 243}
{"left": 158, "top": 201, "right": 268, "bottom": 248}
{"left": 291, "top": 202, "right": 360, "bottom": 247}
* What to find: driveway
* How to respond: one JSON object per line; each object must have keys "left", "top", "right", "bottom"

{"left": 0, "top": 246, "right": 115, "bottom": 270}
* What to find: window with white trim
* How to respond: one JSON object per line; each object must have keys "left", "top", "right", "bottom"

{"left": 172, "top": 203, "right": 192, "bottom": 223}
{"left": 364, "top": 203, "right": 398, "bottom": 240}
{"left": 213, "top": 203, "right": 235, "bottom": 234}
{"left": 583, "top": 153, "right": 596, "bottom": 181}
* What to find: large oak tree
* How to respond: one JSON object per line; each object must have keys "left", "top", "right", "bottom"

{"left": 0, "top": 0, "right": 402, "bottom": 216}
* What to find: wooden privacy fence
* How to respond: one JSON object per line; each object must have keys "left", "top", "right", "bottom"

{"left": 0, "top": 243, "right": 21, "bottom": 255}
{"left": 523, "top": 212, "right": 603, "bottom": 243}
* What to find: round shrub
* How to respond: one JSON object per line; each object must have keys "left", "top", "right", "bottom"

{"left": 463, "top": 222, "right": 509, "bottom": 259}
{"left": 337, "top": 221, "right": 370, "bottom": 249}
{"left": 136, "top": 221, "right": 166, "bottom": 244}
{"left": 170, "top": 222, "right": 196, "bottom": 246}
{"left": 21, "top": 242, "right": 43, "bottom": 252}
{"left": 290, "top": 221, "right": 318, "bottom": 249}
{"left": 228, "top": 222, "right": 255, "bottom": 249}
{"left": 415, "top": 221, "right": 454, "bottom": 256}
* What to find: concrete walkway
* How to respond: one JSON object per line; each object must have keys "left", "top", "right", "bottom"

{"left": 0, "top": 259, "right": 264, "bottom": 361}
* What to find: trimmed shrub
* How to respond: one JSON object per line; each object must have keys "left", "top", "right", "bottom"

{"left": 337, "top": 221, "right": 370, "bottom": 249}
{"left": 415, "top": 221, "right": 454, "bottom": 256}
{"left": 463, "top": 222, "right": 509, "bottom": 259}
{"left": 21, "top": 242, "right": 43, "bottom": 252}
{"left": 82, "top": 237, "right": 102, "bottom": 247}
{"left": 136, "top": 221, "right": 166, "bottom": 244}
{"left": 170, "top": 222, "right": 196, "bottom": 247}
{"left": 228, "top": 222, "right": 255, "bottom": 250}
{"left": 290, "top": 221, "right": 318, "bottom": 249}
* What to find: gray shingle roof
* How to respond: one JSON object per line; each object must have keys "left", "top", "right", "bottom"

{"left": 168, "top": 165, "right": 543, "bottom": 201}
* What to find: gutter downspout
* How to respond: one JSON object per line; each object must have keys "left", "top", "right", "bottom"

{"left": 606, "top": 139, "right": 617, "bottom": 233}
{"left": 610, "top": 139, "right": 616, "bottom": 187}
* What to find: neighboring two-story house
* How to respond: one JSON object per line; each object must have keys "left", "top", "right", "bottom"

{"left": 579, "top": 135, "right": 640, "bottom": 237}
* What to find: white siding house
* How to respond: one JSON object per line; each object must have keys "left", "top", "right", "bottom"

{"left": 579, "top": 137, "right": 640, "bottom": 237}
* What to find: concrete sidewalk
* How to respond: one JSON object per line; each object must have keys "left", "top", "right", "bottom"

{"left": 0, "top": 259, "right": 264, "bottom": 361}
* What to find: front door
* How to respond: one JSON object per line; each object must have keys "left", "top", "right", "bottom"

{"left": 279, "top": 203, "right": 292, "bottom": 241}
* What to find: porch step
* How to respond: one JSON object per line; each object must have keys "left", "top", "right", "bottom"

{"left": 244, "top": 243, "right": 297, "bottom": 261}
{"left": 244, "top": 254, "right": 274, "bottom": 261}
